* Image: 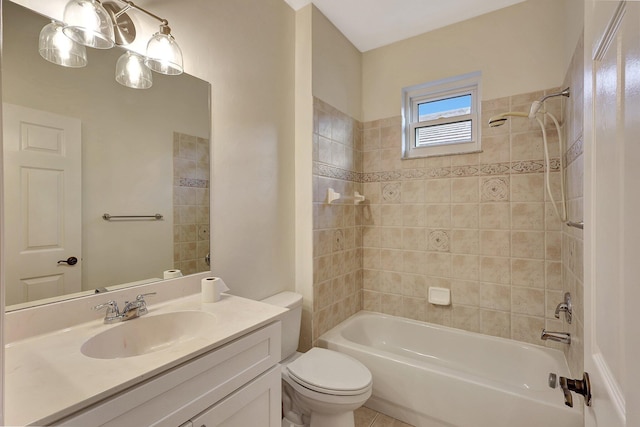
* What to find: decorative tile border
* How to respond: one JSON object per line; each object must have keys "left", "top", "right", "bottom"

{"left": 565, "top": 136, "right": 583, "bottom": 166}
{"left": 178, "top": 178, "right": 209, "bottom": 188}
{"left": 314, "top": 158, "right": 561, "bottom": 183}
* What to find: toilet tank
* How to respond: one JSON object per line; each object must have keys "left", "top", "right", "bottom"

{"left": 261, "top": 291, "right": 302, "bottom": 361}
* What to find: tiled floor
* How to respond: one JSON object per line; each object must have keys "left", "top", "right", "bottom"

{"left": 355, "top": 406, "right": 415, "bottom": 427}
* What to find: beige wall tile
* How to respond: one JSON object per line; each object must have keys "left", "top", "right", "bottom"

{"left": 452, "top": 254, "right": 479, "bottom": 281}
{"left": 425, "top": 179, "right": 451, "bottom": 203}
{"left": 451, "top": 280, "right": 479, "bottom": 306}
{"left": 479, "top": 134, "right": 510, "bottom": 164}
{"left": 511, "top": 174, "right": 544, "bottom": 202}
{"left": 452, "top": 306, "right": 480, "bottom": 332}
{"left": 511, "top": 314, "right": 545, "bottom": 345}
{"left": 480, "top": 283, "right": 511, "bottom": 311}
{"left": 511, "top": 258, "right": 545, "bottom": 288}
{"left": 480, "top": 230, "right": 511, "bottom": 257}
{"left": 402, "top": 227, "right": 427, "bottom": 251}
{"left": 480, "top": 203, "right": 511, "bottom": 229}
{"left": 426, "top": 204, "right": 451, "bottom": 228}
{"left": 451, "top": 229, "right": 479, "bottom": 254}
{"left": 511, "top": 203, "right": 544, "bottom": 230}
{"left": 452, "top": 177, "right": 479, "bottom": 203}
{"left": 480, "top": 256, "right": 511, "bottom": 284}
{"left": 380, "top": 227, "right": 403, "bottom": 249}
{"left": 403, "top": 204, "right": 426, "bottom": 227}
{"left": 380, "top": 249, "right": 403, "bottom": 272}
{"left": 480, "top": 310, "right": 511, "bottom": 338}
{"left": 511, "top": 131, "right": 544, "bottom": 161}
{"left": 511, "top": 231, "right": 545, "bottom": 259}
{"left": 452, "top": 204, "right": 479, "bottom": 229}
{"left": 381, "top": 204, "right": 403, "bottom": 226}
{"left": 403, "top": 251, "right": 426, "bottom": 275}
{"left": 402, "top": 180, "right": 426, "bottom": 203}
{"left": 512, "top": 287, "right": 545, "bottom": 316}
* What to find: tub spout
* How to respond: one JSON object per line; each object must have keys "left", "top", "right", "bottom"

{"left": 541, "top": 329, "right": 571, "bottom": 344}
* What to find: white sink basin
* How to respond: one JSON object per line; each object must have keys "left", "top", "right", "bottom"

{"left": 81, "top": 311, "right": 217, "bottom": 359}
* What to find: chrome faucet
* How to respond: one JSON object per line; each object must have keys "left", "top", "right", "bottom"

{"left": 93, "top": 292, "right": 156, "bottom": 324}
{"left": 554, "top": 292, "right": 573, "bottom": 324}
{"left": 541, "top": 329, "right": 571, "bottom": 344}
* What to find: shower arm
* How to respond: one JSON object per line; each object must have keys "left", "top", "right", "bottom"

{"left": 529, "top": 87, "right": 571, "bottom": 117}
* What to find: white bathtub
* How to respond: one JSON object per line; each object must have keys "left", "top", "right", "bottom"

{"left": 317, "top": 311, "right": 582, "bottom": 427}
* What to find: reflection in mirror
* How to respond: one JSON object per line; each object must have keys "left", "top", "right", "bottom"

{"left": 2, "top": 1, "right": 211, "bottom": 311}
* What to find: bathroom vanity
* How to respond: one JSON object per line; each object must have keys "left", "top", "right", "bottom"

{"left": 5, "top": 286, "right": 286, "bottom": 426}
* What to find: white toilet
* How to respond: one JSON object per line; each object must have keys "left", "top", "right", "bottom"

{"left": 261, "top": 292, "right": 372, "bottom": 427}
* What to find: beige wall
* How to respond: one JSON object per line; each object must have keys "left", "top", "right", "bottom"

{"left": 10, "top": 0, "right": 297, "bottom": 300}
{"left": 312, "top": 6, "right": 363, "bottom": 121}
{"left": 362, "top": 0, "right": 567, "bottom": 121}
{"left": 3, "top": 2, "right": 209, "bottom": 291}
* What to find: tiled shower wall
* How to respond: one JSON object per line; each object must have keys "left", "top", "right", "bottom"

{"left": 313, "top": 85, "right": 573, "bottom": 346}
{"left": 360, "top": 88, "right": 565, "bottom": 345}
{"left": 560, "top": 35, "right": 585, "bottom": 377}
{"left": 173, "top": 132, "right": 210, "bottom": 276}
{"left": 312, "top": 98, "right": 364, "bottom": 345}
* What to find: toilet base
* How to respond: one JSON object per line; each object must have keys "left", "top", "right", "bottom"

{"left": 309, "top": 410, "right": 355, "bottom": 427}
{"left": 282, "top": 417, "right": 305, "bottom": 427}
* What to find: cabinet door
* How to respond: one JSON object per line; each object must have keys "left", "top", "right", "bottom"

{"left": 190, "top": 366, "right": 281, "bottom": 427}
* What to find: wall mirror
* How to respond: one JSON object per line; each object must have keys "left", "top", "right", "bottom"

{"left": 2, "top": 1, "right": 211, "bottom": 311}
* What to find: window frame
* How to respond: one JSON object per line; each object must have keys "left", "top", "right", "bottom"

{"left": 402, "top": 71, "right": 482, "bottom": 158}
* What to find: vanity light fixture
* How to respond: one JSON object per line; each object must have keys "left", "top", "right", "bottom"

{"left": 38, "top": 20, "right": 88, "bottom": 68}
{"left": 144, "top": 23, "right": 184, "bottom": 75}
{"left": 62, "top": 0, "right": 115, "bottom": 49}
{"left": 38, "top": 0, "right": 183, "bottom": 88}
{"left": 115, "top": 51, "right": 153, "bottom": 89}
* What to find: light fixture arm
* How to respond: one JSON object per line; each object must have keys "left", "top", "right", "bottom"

{"left": 113, "top": 0, "right": 170, "bottom": 28}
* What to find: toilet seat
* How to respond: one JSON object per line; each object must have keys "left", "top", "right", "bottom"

{"left": 286, "top": 348, "right": 372, "bottom": 396}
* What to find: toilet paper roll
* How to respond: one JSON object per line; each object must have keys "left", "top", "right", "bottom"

{"left": 163, "top": 269, "right": 183, "bottom": 279}
{"left": 201, "top": 277, "right": 230, "bottom": 303}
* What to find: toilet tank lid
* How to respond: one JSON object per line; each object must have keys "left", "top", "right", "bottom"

{"left": 261, "top": 291, "right": 302, "bottom": 309}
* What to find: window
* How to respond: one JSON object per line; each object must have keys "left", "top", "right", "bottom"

{"left": 402, "top": 71, "right": 481, "bottom": 158}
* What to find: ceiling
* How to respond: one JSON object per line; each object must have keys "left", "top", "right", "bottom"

{"left": 283, "top": 0, "right": 527, "bottom": 52}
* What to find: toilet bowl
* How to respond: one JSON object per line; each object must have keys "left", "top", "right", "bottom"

{"left": 261, "top": 292, "right": 372, "bottom": 427}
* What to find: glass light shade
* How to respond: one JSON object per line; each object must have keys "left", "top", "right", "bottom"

{"left": 39, "top": 21, "right": 88, "bottom": 68}
{"left": 145, "top": 32, "right": 183, "bottom": 75}
{"left": 62, "top": 0, "right": 115, "bottom": 49}
{"left": 115, "top": 52, "right": 153, "bottom": 89}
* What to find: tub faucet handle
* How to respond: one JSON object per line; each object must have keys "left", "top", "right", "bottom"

{"left": 558, "top": 372, "right": 592, "bottom": 407}
{"left": 554, "top": 292, "right": 573, "bottom": 324}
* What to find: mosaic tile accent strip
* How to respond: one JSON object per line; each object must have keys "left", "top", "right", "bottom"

{"left": 565, "top": 136, "right": 583, "bottom": 166}
{"left": 314, "top": 159, "right": 562, "bottom": 183}
{"left": 179, "top": 178, "right": 209, "bottom": 188}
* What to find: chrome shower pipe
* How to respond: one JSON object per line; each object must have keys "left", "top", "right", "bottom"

{"left": 529, "top": 87, "right": 570, "bottom": 117}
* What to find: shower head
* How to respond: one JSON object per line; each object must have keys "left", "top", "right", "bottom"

{"left": 488, "top": 117, "right": 508, "bottom": 128}
{"left": 487, "top": 111, "right": 528, "bottom": 127}
{"left": 529, "top": 87, "right": 571, "bottom": 118}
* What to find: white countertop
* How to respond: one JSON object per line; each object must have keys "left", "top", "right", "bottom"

{"left": 5, "top": 294, "right": 286, "bottom": 426}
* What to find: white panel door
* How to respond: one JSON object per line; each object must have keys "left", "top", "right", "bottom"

{"left": 3, "top": 103, "right": 82, "bottom": 306}
{"left": 585, "top": 1, "right": 640, "bottom": 426}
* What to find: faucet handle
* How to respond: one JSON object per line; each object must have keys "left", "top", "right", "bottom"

{"left": 92, "top": 300, "right": 119, "bottom": 315}
{"left": 136, "top": 292, "right": 156, "bottom": 301}
{"left": 134, "top": 292, "right": 156, "bottom": 316}
{"left": 554, "top": 292, "right": 573, "bottom": 324}
{"left": 558, "top": 372, "right": 592, "bottom": 407}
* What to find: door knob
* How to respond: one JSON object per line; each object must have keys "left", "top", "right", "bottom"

{"left": 57, "top": 256, "right": 78, "bottom": 266}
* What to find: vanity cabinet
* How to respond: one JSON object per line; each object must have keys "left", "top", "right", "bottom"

{"left": 53, "top": 322, "right": 281, "bottom": 427}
